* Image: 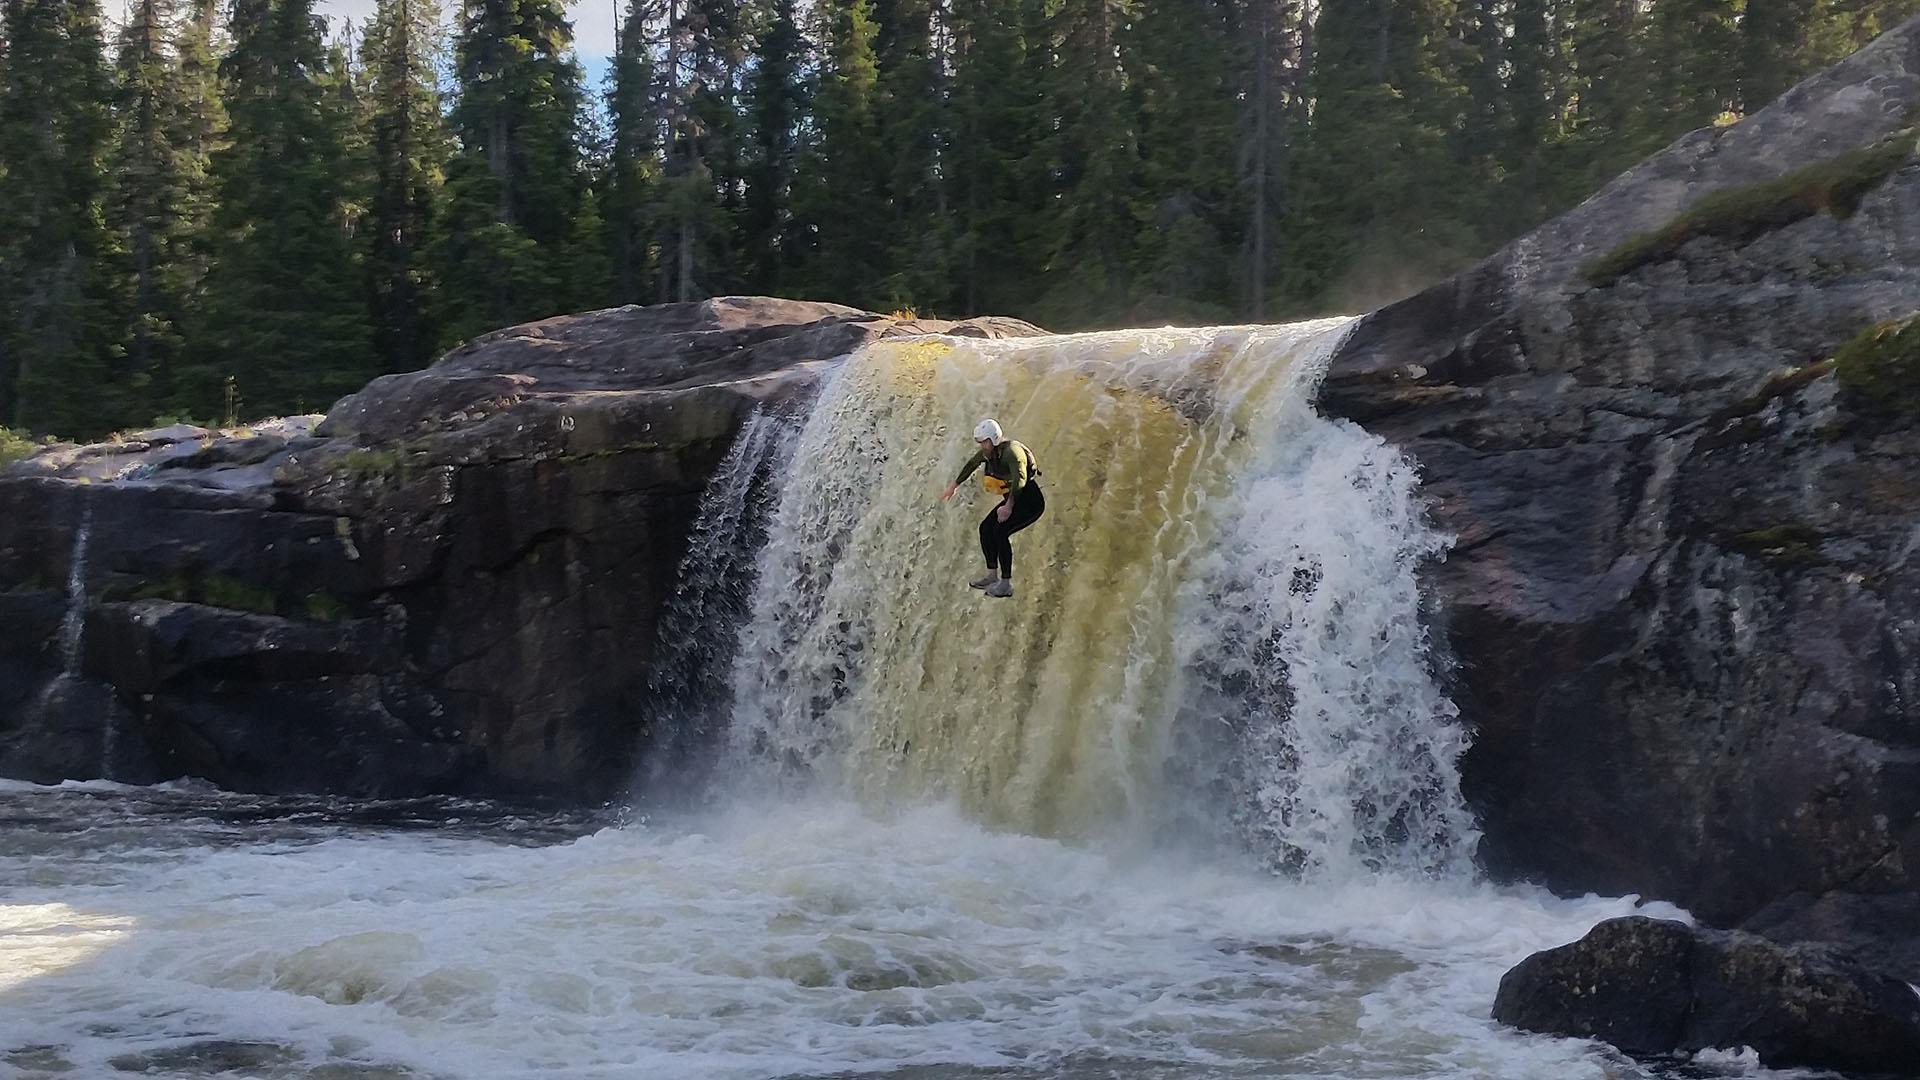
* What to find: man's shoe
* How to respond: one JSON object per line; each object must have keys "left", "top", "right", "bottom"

{"left": 985, "top": 579, "right": 1013, "bottom": 598}
{"left": 969, "top": 573, "right": 999, "bottom": 590}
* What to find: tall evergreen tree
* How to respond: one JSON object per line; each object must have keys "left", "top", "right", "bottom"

{"left": 1559, "top": 0, "right": 1645, "bottom": 196}
{"left": 1032, "top": 0, "right": 1141, "bottom": 325}
{"left": 170, "top": 0, "right": 224, "bottom": 358}
{"left": 873, "top": 0, "right": 945, "bottom": 308}
{"left": 740, "top": 0, "right": 807, "bottom": 294}
{"left": 943, "top": 0, "right": 1043, "bottom": 316}
{"left": 607, "top": 0, "right": 666, "bottom": 303}
{"left": 1642, "top": 0, "right": 1743, "bottom": 135}
{"left": 190, "top": 0, "right": 372, "bottom": 418}
{"left": 1128, "top": 0, "right": 1240, "bottom": 322}
{"left": 437, "top": 0, "right": 587, "bottom": 344}
{"left": 104, "top": 0, "right": 196, "bottom": 422}
{"left": 794, "top": 0, "right": 888, "bottom": 307}
{"left": 362, "top": 0, "right": 449, "bottom": 373}
{"left": 1238, "top": 0, "right": 1305, "bottom": 319}
{"left": 1282, "top": 0, "right": 1478, "bottom": 310}
{"left": 0, "top": 0, "right": 115, "bottom": 435}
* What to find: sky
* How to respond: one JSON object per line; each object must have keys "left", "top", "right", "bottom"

{"left": 318, "top": 0, "right": 620, "bottom": 64}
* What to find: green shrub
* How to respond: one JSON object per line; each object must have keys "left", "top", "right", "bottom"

{"left": 1586, "top": 131, "right": 1918, "bottom": 287}
{"left": 1833, "top": 314, "right": 1920, "bottom": 416}
{"left": 0, "top": 426, "right": 38, "bottom": 467}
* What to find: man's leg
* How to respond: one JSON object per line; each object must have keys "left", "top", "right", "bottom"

{"left": 973, "top": 510, "right": 1003, "bottom": 589}
{"left": 999, "top": 488, "right": 1046, "bottom": 580}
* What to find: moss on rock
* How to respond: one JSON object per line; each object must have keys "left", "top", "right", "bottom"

{"left": 1832, "top": 314, "right": 1920, "bottom": 417}
{"left": 1726, "top": 524, "right": 1826, "bottom": 566}
{"left": 1586, "top": 131, "right": 1918, "bottom": 287}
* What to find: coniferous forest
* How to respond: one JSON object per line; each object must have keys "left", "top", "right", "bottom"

{"left": 0, "top": 0, "right": 1915, "bottom": 437}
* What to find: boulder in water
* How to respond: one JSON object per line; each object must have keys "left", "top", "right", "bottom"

{"left": 1492, "top": 916, "right": 1920, "bottom": 1074}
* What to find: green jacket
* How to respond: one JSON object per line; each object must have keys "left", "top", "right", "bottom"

{"left": 955, "top": 440, "right": 1037, "bottom": 499}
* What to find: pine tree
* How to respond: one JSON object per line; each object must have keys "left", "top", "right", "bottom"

{"left": 363, "top": 0, "right": 449, "bottom": 373}
{"left": 1501, "top": 0, "right": 1560, "bottom": 229}
{"left": 943, "top": 0, "right": 1044, "bottom": 317}
{"left": 190, "top": 0, "right": 373, "bottom": 418}
{"left": 1281, "top": 0, "right": 1478, "bottom": 311}
{"left": 649, "top": 0, "right": 748, "bottom": 301}
{"left": 104, "top": 0, "right": 195, "bottom": 423}
{"left": 873, "top": 0, "right": 945, "bottom": 308}
{"left": 567, "top": 184, "right": 615, "bottom": 308}
{"left": 740, "top": 0, "right": 807, "bottom": 294}
{"left": 1559, "top": 0, "right": 1645, "bottom": 197}
{"left": 1642, "top": 0, "right": 1742, "bottom": 134}
{"left": 1238, "top": 0, "right": 1306, "bottom": 319}
{"left": 1032, "top": 0, "right": 1140, "bottom": 326}
{"left": 793, "top": 0, "right": 888, "bottom": 307}
{"left": 1128, "top": 0, "right": 1240, "bottom": 323}
{"left": 0, "top": 0, "right": 116, "bottom": 436}
{"left": 607, "top": 0, "right": 666, "bottom": 303}
{"left": 437, "top": 0, "right": 588, "bottom": 344}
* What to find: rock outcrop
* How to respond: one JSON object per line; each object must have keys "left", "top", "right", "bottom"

{"left": 0, "top": 298, "right": 1041, "bottom": 799}
{"left": 1492, "top": 916, "right": 1920, "bottom": 1074}
{"left": 1323, "top": 22, "right": 1920, "bottom": 977}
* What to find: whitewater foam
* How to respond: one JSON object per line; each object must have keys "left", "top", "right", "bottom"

{"left": 0, "top": 788, "right": 1691, "bottom": 1080}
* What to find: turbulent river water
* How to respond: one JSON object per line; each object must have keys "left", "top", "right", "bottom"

{"left": 0, "top": 324, "right": 1793, "bottom": 1079}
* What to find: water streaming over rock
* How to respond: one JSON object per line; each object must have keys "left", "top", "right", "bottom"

{"left": 632, "top": 408, "right": 803, "bottom": 797}
{"left": 26, "top": 498, "right": 106, "bottom": 776}
{"left": 724, "top": 322, "right": 1477, "bottom": 877}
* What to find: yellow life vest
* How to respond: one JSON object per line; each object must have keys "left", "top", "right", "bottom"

{"left": 979, "top": 441, "right": 1036, "bottom": 497}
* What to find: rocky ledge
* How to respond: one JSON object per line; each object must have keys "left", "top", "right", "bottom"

{"left": 1317, "top": 5, "right": 1920, "bottom": 1014}
{"left": 0, "top": 298, "right": 1040, "bottom": 799}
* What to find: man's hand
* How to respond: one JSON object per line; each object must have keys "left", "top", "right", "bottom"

{"left": 941, "top": 483, "right": 958, "bottom": 502}
{"left": 996, "top": 503, "right": 1011, "bottom": 523}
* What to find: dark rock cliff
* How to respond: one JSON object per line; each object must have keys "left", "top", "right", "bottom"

{"left": 0, "top": 298, "right": 1041, "bottom": 800}
{"left": 1323, "top": 20, "right": 1920, "bottom": 978}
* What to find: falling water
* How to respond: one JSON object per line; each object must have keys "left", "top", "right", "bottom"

{"left": 28, "top": 497, "right": 104, "bottom": 776}
{"left": 633, "top": 409, "right": 802, "bottom": 798}
{"left": 724, "top": 322, "right": 1478, "bottom": 877}
{"left": 54, "top": 499, "right": 94, "bottom": 675}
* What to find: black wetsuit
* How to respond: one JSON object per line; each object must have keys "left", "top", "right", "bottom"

{"left": 954, "top": 441, "right": 1046, "bottom": 579}
{"left": 980, "top": 483, "right": 1045, "bottom": 578}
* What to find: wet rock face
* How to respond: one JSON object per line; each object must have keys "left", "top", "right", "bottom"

{"left": 0, "top": 298, "right": 1042, "bottom": 799}
{"left": 1322, "top": 21, "right": 1920, "bottom": 977}
{"left": 1493, "top": 916, "right": 1920, "bottom": 1074}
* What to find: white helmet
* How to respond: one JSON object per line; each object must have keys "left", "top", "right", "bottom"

{"left": 974, "top": 418, "right": 1003, "bottom": 444}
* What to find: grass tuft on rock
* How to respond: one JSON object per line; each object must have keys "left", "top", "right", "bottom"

{"left": 1, "top": 426, "right": 39, "bottom": 467}
{"left": 1832, "top": 313, "right": 1920, "bottom": 416}
{"left": 1585, "top": 131, "right": 1918, "bottom": 287}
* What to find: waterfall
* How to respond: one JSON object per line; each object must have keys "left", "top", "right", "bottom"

{"left": 713, "top": 322, "right": 1478, "bottom": 877}
{"left": 30, "top": 497, "right": 106, "bottom": 777}
{"left": 632, "top": 409, "right": 802, "bottom": 800}
{"left": 56, "top": 500, "right": 94, "bottom": 675}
